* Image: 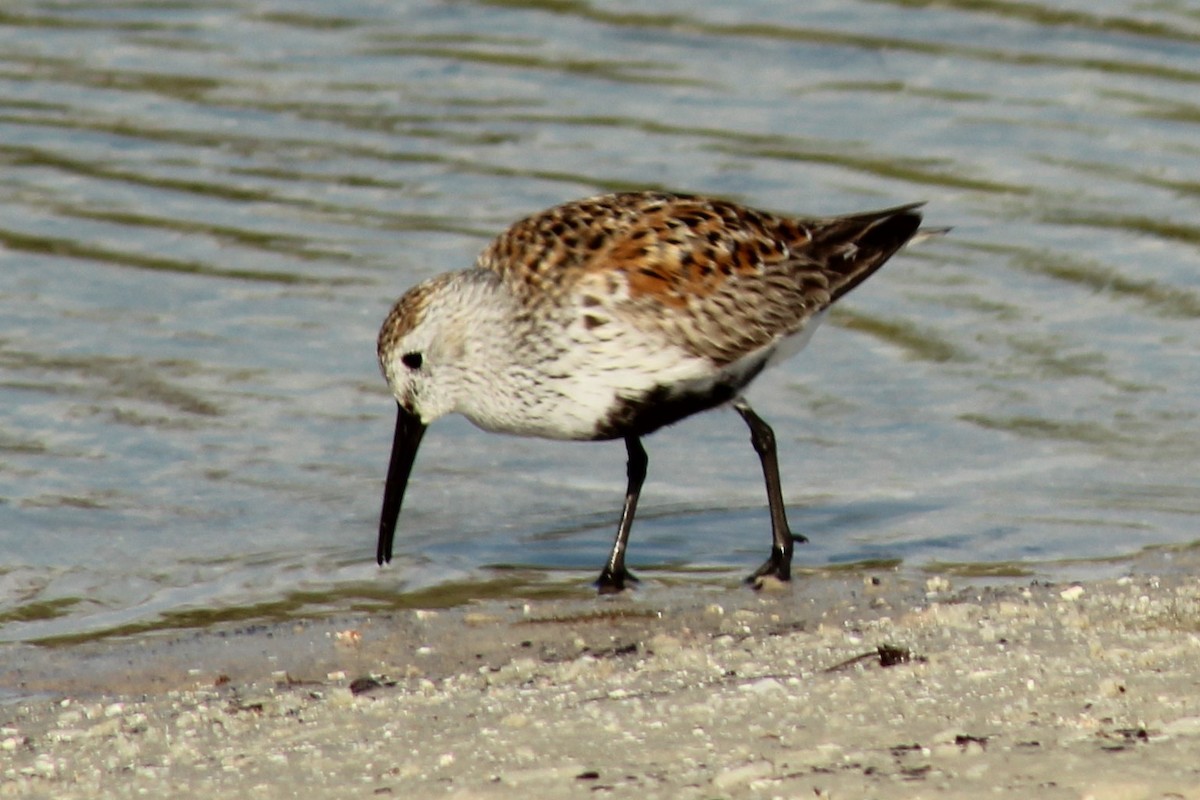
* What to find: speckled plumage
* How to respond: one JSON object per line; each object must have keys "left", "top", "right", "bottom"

{"left": 376, "top": 191, "right": 932, "bottom": 592}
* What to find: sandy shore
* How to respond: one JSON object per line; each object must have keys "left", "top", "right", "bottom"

{"left": 3, "top": 550, "right": 1200, "bottom": 799}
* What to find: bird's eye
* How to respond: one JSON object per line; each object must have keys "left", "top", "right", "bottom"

{"left": 400, "top": 352, "right": 423, "bottom": 370}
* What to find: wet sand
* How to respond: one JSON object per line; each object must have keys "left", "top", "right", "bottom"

{"left": 3, "top": 550, "right": 1200, "bottom": 799}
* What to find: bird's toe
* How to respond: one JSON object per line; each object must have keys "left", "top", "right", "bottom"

{"left": 595, "top": 567, "right": 639, "bottom": 594}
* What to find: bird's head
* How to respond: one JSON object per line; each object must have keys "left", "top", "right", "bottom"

{"left": 374, "top": 271, "right": 498, "bottom": 566}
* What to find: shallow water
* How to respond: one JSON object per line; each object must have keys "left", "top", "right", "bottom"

{"left": 1, "top": 0, "right": 1197, "bottom": 644}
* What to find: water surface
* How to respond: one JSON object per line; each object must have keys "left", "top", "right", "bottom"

{"left": 1, "top": 0, "right": 1198, "bottom": 643}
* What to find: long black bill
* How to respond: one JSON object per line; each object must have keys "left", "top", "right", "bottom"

{"left": 377, "top": 402, "right": 427, "bottom": 565}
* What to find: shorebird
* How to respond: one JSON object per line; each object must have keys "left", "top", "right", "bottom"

{"left": 376, "top": 191, "right": 931, "bottom": 592}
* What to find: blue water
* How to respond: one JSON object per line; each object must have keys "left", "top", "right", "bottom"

{"left": 1, "top": 0, "right": 1198, "bottom": 643}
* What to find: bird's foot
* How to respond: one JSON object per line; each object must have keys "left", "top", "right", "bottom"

{"left": 595, "top": 566, "right": 639, "bottom": 595}
{"left": 745, "top": 534, "right": 806, "bottom": 588}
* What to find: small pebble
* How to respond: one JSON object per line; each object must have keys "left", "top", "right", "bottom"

{"left": 712, "top": 760, "right": 773, "bottom": 789}
{"left": 1060, "top": 585, "right": 1085, "bottom": 602}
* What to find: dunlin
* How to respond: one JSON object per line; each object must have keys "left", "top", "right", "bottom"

{"left": 376, "top": 191, "right": 930, "bottom": 592}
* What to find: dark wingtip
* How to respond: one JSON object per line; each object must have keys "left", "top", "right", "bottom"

{"left": 818, "top": 202, "right": 932, "bottom": 304}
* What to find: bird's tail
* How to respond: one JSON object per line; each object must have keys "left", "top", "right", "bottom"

{"left": 809, "top": 203, "right": 928, "bottom": 304}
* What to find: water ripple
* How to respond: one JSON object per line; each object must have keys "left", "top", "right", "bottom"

{"left": 1, "top": 0, "right": 1197, "bottom": 643}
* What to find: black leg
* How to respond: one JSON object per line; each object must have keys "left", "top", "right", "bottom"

{"left": 596, "top": 436, "right": 647, "bottom": 594}
{"left": 733, "top": 398, "right": 806, "bottom": 585}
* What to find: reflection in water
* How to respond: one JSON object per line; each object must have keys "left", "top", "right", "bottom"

{"left": 0, "top": 0, "right": 1197, "bottom": 643}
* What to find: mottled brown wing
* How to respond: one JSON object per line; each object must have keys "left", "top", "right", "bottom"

{"left": 476, "top": 192, "right": 923, "bottom": 365}
{"left": 474, "top": 192, "right": 693, "bottom": 299}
